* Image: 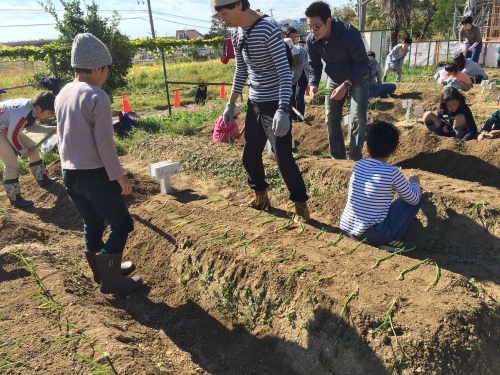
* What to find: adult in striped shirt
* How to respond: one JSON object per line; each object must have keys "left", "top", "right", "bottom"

{"left": 340, "top": 121, "right": 423, "bottom": 252}
{"left": 212, "top": 0, "right": 310, "bottom": 222}
{"left": 306, "top": 1, "right": 369, "bottom": 162}
{"left": 0, "top": 92, "right": 58, "bottom": 207}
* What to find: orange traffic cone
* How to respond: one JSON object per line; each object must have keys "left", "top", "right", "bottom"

{"left": 121, "top": 91, "right": 131, "bottom": 113}
{"left": 219, "top": 82, "right": 226, "bottom": 99}
{"left": 174, "top": 89, "right": 181, "bottom": 107}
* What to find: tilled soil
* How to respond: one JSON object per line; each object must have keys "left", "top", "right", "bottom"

{"left": 1, "top": 71, "right": 499, "bottom": 375}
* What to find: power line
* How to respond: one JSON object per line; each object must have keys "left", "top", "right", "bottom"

{"left": 153, "top": 17, "right": 211, "bottom": 30}
{"left": 0, "top": 17, "right": 148, "bottom": 28}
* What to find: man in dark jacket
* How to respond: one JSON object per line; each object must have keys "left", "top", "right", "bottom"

{"left": 305, "top": 1, "right": 369, "bottom": 161}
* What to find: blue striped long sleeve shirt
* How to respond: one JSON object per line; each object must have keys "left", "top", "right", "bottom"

{"left": 230, "top": 18, "right": 292, "bottom": 104}
{"left": 340, "top": 159, "right": 421, "bottom": 237}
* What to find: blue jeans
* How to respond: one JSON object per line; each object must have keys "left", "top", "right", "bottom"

{"left": 368, "top": 83, "right": 396, "bottom": 98}
{"left": 465, "top": 41, "right": 482, "bottom": 63}
{"left": 63, "top": 168, "right": 134, "bottom": 254}
{"left": 243, "top": 100, "right": 308, "bottom": 202}
{"left": 358, "top": 197, "right": 423, "bottom": 246}
{"left": 325, "top": 74, "right": 369, "bottom": 161}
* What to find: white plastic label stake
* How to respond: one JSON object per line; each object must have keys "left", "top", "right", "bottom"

{"left": 342, "top": 115, "right": 350, "bottom": 128}
{"left": 150, "top": 160, "right": 180, "bottom": 194}
{"left": 413, "top": 105, "right": 423, "bottom": 123}
{"left": 402, "top": 100, "right": 412, "bottom": 123}
{"left": 480, "top": 80, "right": 489, "bottom": 93}
{"left": 489, "top": 82, "right": 496, "bottom": 91}
{"left": 265, "top": 140, "right": 273, "bottom": 155}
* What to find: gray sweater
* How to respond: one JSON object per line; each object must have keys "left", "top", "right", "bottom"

{"left": 55, "top": 82, "right": 124, "bottom": 181}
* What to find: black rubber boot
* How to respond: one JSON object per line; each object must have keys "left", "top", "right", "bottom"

{"left": 4, "top": 179, "right": 34, "bottom": 208}
{"left": 96, "top": 253, "right": 142, "bottom": 295}
{"left": 85, "top": 251, "right": 136, "bottom": 284}
{"left": 29, "top": 160, "right": 58, "bottom": 188}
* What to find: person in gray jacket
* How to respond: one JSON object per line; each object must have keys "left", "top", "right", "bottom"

{"left": 284, "top": 38, "right": 310, "bottom": 122}
{"left": 453, "top": 52, "right": 488, "bottom": 84}
{"left": 383, "top": 37, "right": 412, "bottom": 82}
{"left": 367, "top": 51, "right": 396, "bottom": 98}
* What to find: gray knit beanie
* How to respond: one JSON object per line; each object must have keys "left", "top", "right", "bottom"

{"left": 71, "top": 33, "right": 112, "bottom": 69}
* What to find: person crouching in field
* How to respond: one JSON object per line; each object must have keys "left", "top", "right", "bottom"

{"left": 340, "top": 121, "right": 423, "bottom": 252}
{"left": 422, "top": 87, "right": 477, "bottom": 141}
{"left": 383, "top": 37, "right": 412, "bottom": 83}
{"left": 0, "top": 91, "right": 58, "bottom": 207}
{"left": 213, "top": 105, "right": 243, "bottom": 142}
{"left": 434, "top": 61, "right": 448, "bottom": 83}
{"left": 55, "top": 33, "right": 141, "bottom": 295}
{"left": 477, "top": 96, "right": 500, "bottom": 141}
{"left": 441, "top": 62, "right": 472, "bottom": 92}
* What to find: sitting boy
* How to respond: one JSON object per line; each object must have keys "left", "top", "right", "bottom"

{"left": 0, "top": 91, "right": 58, "bottom": 207}
{"left": 477, "top": 96, "right": 500, "bottom": 141}
{"left": 340, "top": 121, "right": 423, "bottom": 252}
{"left": 194, "top": 82, "right": 207, "bottom": 105}
{"left": 213, "top": 105, "right": 243, "bottom": 143}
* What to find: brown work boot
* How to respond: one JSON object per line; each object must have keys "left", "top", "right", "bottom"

{"left": 242, "top": 190, "right": 270, "bottom": 210}
{"left": 294, "top": 201, "right": 310, "bottom": 223}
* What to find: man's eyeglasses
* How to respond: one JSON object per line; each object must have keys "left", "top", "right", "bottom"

{"left": 307, "top": 22, "right": 324, "bottom": 32}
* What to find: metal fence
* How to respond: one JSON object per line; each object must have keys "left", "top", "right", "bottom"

{"left": 361, "top": 30, "right": 500, "bottom": 67}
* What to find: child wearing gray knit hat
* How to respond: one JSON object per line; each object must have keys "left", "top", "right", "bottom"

{"left": 71, "top": 33, "right": 112, "bottom": 69}
{"left": 55, "top": 32, "right": 142, "bottom": 296}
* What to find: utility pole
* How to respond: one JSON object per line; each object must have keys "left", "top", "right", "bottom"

{"left": 146, "top": 0, "right": 155, "bottom": 38}
{"left": 269, "top": 9, "right": 274, "bottom": 18}
{"left": 358, "top": 0, "right": 371, "bottom": 31}
{"left": 145, "top": 0, "right": 172, "bottom": 115}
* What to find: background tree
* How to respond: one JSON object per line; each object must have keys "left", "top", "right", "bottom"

{"left": 204, "top": 17, "right": 229, "bottom": 39}
{"left": 331, "top": 3, "right": 358, "bottom": 25}
{"left": 39, "top": 0, "right": 135, "bottom": 96}
{"left": 380, "top": 0, "right": 413, "bottom": 46}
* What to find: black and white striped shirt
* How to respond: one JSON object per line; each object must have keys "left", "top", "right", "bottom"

{"left": 340, "top": 159, "right": 421, "bottom": 236}
{"left": 230, "top": 18, "right": 292, "bottom": 104}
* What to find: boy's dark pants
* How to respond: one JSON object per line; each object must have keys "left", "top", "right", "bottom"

{"left": 243, "top": 99, "right": 308, "bottom": 203}
{"left": 63, "top": 168, "right": 134, "bottom": 254}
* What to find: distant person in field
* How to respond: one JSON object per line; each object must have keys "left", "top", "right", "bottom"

{"left": 284, "top": 27, "right": 309, "bottom": 123}
{"left": 0, "top": 91, "right": 58, "bottom": 208}
{"left": 441, "top": 62, "right": 472, "bottom": 92}
{"left": 383, "top": 37, "right": 412, "bottom": 83}
{"left": 434, "top": 61, "right": 448, "bottom": 83}
{"left": 367, "top": 51, "right": 396, "bottom": 98}
{"left": 55, "top": 33, "right": 141, "bottom": 296}
{"left": 453, "top": 52, "right": 487, "bottom": 84}
{"left": 422, "top": 87, "right": 477, "bottom": 141}
{"left": 194, "top": 82, "right": 207, "bottom": 105}
{"left": 213, "top": 105, "right": 243, "bottom": 142}
{"left": 306, "top": 1, "right": 369, "bottom": 161}
{"left": 284, "top": 37, "right": 310, "bottom": 122}
{"left": 497, "top": 44, "right": 500, "bottom": 68}
{"left": 459, "top": 15, "right": 482, "bottom": 63}
{"left": 212, "top": 0, "right": 310, "bottom": 222}
{"left": 477, "top": 96, "right": 500, "bottom": 141}
{"left": 340, "top": 121, "right": 423, "bottom": 252}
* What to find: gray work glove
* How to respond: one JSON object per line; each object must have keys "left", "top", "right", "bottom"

{"left": 223, "top": 103, "right": 237, "bottom": 126}
{"left": 272, "top": 109, "right": 290, "bottom": 137}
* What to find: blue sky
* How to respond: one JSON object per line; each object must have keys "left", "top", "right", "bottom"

{"left": 0, "top": 0, "right": 350, "bottom": 43}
